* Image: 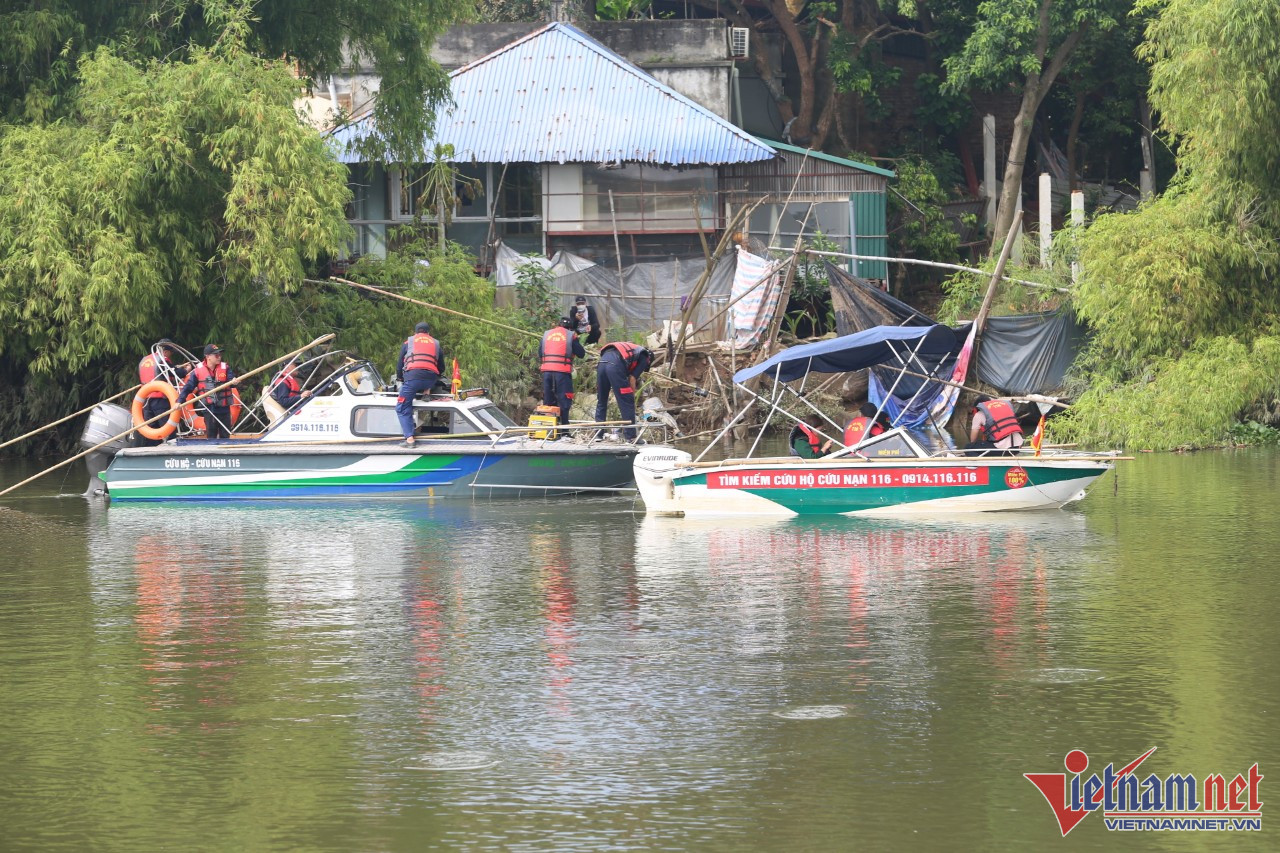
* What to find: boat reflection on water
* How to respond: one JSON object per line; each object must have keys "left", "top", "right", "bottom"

{"left": 633, "top": 510, "right": 1110, "bottom": 712}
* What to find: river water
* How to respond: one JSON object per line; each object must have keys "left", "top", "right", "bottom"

{"left": 1, "top": 449, "right": 1276, "bottom": 851}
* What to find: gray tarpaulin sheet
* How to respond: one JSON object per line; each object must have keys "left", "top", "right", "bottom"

{"left": 494, "top": 241, "right": 735, "bottom": 337}
{"left": 826, "top": 264, "right": 1086, "bottom": 395}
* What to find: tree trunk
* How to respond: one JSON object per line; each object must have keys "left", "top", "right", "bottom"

{"left": 990, "top": 18, "right": 1089, "bottom": 249}
{"left": 990, "top": 83, "right": 1039, "bottom": 246}
{"left": 1066, "top": 87, "right": 1085, "bottom": 193}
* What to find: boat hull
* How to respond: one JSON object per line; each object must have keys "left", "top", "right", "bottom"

{"left": 634, "top": 450, "right": 1112, "bottom": 517}
{"left": 103, "top": 441, "right": 637, "bottom": 501}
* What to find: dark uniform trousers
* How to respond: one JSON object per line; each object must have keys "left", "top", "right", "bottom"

{"left": 594, "top": 350, "right": 637, "bottom": 439}
{"left": 396, "top": 369, "right": 439, "bottom": 438}
{"left": 542, "top": 372, "right": 574, "bottom": 425}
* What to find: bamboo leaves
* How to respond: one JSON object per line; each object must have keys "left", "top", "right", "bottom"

{"left": 0, "top": 43, "right": 351, "bottom": 376}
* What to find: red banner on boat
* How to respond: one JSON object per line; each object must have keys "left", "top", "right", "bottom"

{"left": 706, "top": 467, "right": 990, "bottom": 490}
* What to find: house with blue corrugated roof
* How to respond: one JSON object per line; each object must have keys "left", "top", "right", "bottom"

{"left": 331, "top": 20, "right": 892, "bottom": 289}
{"left": 333, "top": 21, "right": 780, "bottom": 267}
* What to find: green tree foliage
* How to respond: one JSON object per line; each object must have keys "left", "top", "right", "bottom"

{"left": 1059, "top": 0, "right": 1280, "bottom": 448}
{"left": 888, "top": 156, "right": 965, "bottom": 290}
{"left": 0, "top": 42, "right": 352, "bottom": 379}
{"left": 344, "top": 239, "right": 528, "bottom": 390}
{"left": 944, "top": 0, "right": 1125, "bottom": 243}
{"left": 0, "top": 0, "right": 465, "bottom": 162}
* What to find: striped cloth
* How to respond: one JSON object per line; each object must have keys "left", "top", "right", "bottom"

{"left": 731, "top": 247, "right": 783, "bottom": 348}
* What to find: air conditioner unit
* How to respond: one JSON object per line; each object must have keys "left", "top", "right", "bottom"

{"left": 730, "top": 27, "right": 750, "bottom": 59}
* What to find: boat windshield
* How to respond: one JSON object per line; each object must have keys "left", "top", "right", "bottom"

{"left": 469, "top": 405, "right": 518, "bottom": 432}
{"left": 342, "top": 363, "right": 382, "bottom": 395}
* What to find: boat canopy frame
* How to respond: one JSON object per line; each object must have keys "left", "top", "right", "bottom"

{"left": 697, "top": 324, "right": 962, "bottom": 463}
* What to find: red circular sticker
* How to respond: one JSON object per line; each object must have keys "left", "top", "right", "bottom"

{"left": 1005, "top": 466, "right": 1029, "bottom": 489}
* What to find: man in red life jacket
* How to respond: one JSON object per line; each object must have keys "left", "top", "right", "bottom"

{"left": 594, "top": 341, "right": 652, "bottom": 440}
{"left": 539, "top": 317, "right": 586, "bottom": 425}
{"left": 177, "top": 344, "right": 241, "bottom": 440}
{"left": 395, "top": 322, "right": 444, "bottom": 447}
{"left": 822, "top": 402, "right": 887, "bottom": 452}
{"left": 270, "top": 360, "right": 312, "bottom": 410}
{"left": 968, "top": 394, "right": 1024, "bottom": 455}
{"left": 137, "top": 339, "right": 190, "bottom": 446}
{"left": 789, "top": 414, "right": 825, "bottom": 459}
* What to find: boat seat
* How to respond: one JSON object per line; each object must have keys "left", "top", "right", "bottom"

{"left": 261, "top": 392, "right": 286, "bottom": 424}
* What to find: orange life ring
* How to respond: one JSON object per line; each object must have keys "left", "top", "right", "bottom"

{"left": 131, "top": 380, "right": 181, "bottom": 440}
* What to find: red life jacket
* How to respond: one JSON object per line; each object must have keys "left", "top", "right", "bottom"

{"left": 193, "top": 362, "right": 232, "bottom": 407}
{"left": 138, "top": 355, "right": 168, "bottom": 399}
{"left": 796, "top": 422, "right": 821, "bottom": 454}
{"left": 602, "top": 341, "right": 645, "bottom": 372}
{"left": 843, "top": 416, "right": 885, "bottom": 446}
{"left": 540, "top": 328, "right": 575, "bottom": 373}
{"left": 976, "top": 399, "right": 1022, "bottom": 442}
{"left": 275, "top": 371, "right": 300, "bottom": 395}
{"left": 404, "top": 333, "right": 441, "bottom": 373}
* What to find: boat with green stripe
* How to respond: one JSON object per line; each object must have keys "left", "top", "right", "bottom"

{"left": 633, "top": 325, "right": 1117, "bottom": 518}
{"left": 87, "top": 354, "right": 642, "bottom": 502}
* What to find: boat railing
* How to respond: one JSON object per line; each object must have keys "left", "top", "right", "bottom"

{"left": 458, "top": 419, "right": 670, "bottom": 447}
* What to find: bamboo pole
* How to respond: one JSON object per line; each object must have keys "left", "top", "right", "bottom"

{"left": 0, "top": 384, "right": 142, "bottom": 453}
{"left": 314, "top": 277, "right": 541, "bottom": 340}
{"left": 971, "top": 218, "right": 1022, "bottom": 370}
{"left": 0, "top": 334, "right": 335, "bottom": 498}
{"left": 608, "top": 190, "right": 627, "bottom": 335}
{"left": 764, "top": 246, "right": 1068, "bottom": 293}
{"left": 878, "top": 364, "right": 1070, "bottom": 408}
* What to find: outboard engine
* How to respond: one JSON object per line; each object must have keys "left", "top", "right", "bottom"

{"left": 80, "top": 402, "right": 137, "bottom": 496}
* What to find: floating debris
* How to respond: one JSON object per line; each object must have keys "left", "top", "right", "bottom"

{"left": 410, "top": 751, "right": 498, "bottom": 771}
{"left": 771, "top": 705, "right": 849, "bottom": 720}
{"left": 1027, "top": 668, "right": 1104, "bottom": 684}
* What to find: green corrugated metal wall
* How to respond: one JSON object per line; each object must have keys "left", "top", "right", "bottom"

{"left": 851, "top": 191, "right": 887, "bottom": 280}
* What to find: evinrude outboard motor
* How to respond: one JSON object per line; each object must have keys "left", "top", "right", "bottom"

{"left": 80, "top": 402, "right": 137, "bottom": 497}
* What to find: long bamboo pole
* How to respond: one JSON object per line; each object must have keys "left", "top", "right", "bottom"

{"left": 764, "top": 246, "right": 1068, "bottom": 293}
{"left": 314, "top": 277, "right": 541, "bottom": 340}
{"left": 0, "top": 334, "right": 335, "bottom": 499}
{"left": 0, "top": 384, "right": 142, "bottom": 453}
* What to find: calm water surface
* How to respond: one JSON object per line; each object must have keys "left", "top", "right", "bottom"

{"left": 0, "top": 450, "right": 1276, "bottom": 851}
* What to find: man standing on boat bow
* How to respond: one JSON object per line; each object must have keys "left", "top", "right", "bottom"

{"left": 396, "top": 322, "right": 444, "bottom": 448}
{"left": 540, "top": 316, "right": 586, "bottom": 425}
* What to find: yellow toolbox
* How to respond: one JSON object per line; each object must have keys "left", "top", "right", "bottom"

{"left": 529, "top": 405, "right": 561, "bottom": 439}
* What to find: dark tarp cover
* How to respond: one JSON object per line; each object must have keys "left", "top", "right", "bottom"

{"left": 734, "top": 325, "right": 959, "bottom": 385}
{"left": 825, "top": 263, "right": 1085, "bottom": 395}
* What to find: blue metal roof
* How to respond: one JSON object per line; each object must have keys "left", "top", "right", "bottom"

{"left": 332, "top": 22, "right": 776, "bottom": 166}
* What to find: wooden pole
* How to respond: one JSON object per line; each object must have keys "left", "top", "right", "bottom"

{"left": 0, "top": 334, "right": 335, "bottom": 498}
{"left": 608, "top": 190, "right": 626, "bottom": 335}
{"left": 317, "top": 277, "right": 541, "bottom": 339}
{"left": 973, "top": 217, "right": 1022, "bottom": 348}
{"left": 0, "top": 384, "right": 141, "bottom": 453}
{"left": 763, "top": 247, "right": 1067, "bottom": 293}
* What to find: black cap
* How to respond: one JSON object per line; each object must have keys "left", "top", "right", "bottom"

{"left": 203, "top": 344, "right": 223, "bottom": 356}
{"left": 574, "top": 295, "right": 586, "bottom": 304}
{"left": 560, "top": 316, "right": 574, "bottom": 329}
{"left": 415, "top": 322, "right": 431, "bottom": 333}
{"left": 859, "top": 402, "right": 878, "bottom": 417}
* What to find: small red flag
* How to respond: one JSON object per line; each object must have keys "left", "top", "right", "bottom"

{"left": 1031, "top": 414, "right": 1046, "bottom": 457}
{"left": 451, "top": 359, "right": 462, "bottom": 399}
